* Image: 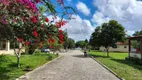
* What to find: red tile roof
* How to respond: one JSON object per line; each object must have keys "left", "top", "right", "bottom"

{"left": 115, "top": 42, "right": 128, "bottom": 45}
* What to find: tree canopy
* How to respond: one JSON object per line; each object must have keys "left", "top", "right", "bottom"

{"left": 66, "top": 38, "right": 75, "bottom": 49}
{"left": 90, "top": 20, "right": 126, "bottom": 57}
{"left": 75, "top": 39, "right": 89, "bottom": 49}
{"left": 133, "top": 30, "right": 142, "bottom": 36}
{"left": 89, "top": 26, "right": 101, "bottom": 49}
{"left": 0, "top": 0, "right": 75, "bottom": 67}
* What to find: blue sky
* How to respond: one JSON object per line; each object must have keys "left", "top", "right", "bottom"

{"left": 48, "top": 0, "right": 142, "bottom": 41}
{"left": 63, "top": 0, "right": 98, "bottom": 25}
{"left": 65, "top": 0, "right": 97, "bottom": 19}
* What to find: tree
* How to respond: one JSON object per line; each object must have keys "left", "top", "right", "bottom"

{"left": 133, "top": 30, "right": 142, "bottom": 36}
{"left": 131, "top": 30, "right": 142, "bottom": 50}
{"left": 62, "top": 31, "right": 75, "bottom": 49}
{"left": 84, "top": 39, "right": 88, "bottom": 47}
{"left": 67, "top": 38, "right": 75, "bottom": 49}
{"left": 100, "top": 20, "right": 125, "bottom": 57}
{"left": 89, "top": 26, "right": 101, "bottom": 49}
{"left": 75, "top": 40, "right": 86, "bottom": 49}
{"left": 0, "top": 0, "right": 75, "bottom": 68}
{"left": 131, "top": 40, "right": 140, "bottom": 49}
{"left": 63, "top": 31, "right": 68, "bottom": 50}
{"left": 0, "top": 0, "right": 41, "bottom": 68}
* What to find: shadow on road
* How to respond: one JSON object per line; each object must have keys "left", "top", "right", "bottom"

{"left": 72, "top": 54, "right": 89, "bottom": 58}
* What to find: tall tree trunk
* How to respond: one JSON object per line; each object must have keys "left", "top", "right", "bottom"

{"left": 105, "top": 47, "right": 109, "bottom": 57}
{"left": 17, "top": 56, "right": 20, "bottom": 68}
{"left": 14, "top": 50, "right": 21, "bottom": 68}
{"left": 13, "top": 42, "right": 21, "bottom": 68}
{"left": 106, "top": 48, "right": 109, "bottom": 57}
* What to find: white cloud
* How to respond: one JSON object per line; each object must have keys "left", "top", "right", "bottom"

{"left": 92, "top": 11, "right": 110, "bottom": 26}
{"left": 46, "top": 15, "right": 94, "bottom": 41}
{"left": 76, "top": 2, "right": 90, "bottom": 16}
{"left": 61, "top": 15, "right": 94, "bottom": 41}
{"left": 93, "top": 0, "right": 142, "bottom": 35}
{"left": 126, "top": 30, "right": 135, "bottom": 36}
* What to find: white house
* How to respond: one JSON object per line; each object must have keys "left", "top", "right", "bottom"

{"left": 0, "top": 40, "right": 24, "bottom": 55}
{"left": 0, "top": 40, "right": 10, "bottom": 51}
{"left": 100, "top": 42, "right": 129, "bottom": 52}
{"left": 0, "top": 40, "right": 13, "bottom": 55}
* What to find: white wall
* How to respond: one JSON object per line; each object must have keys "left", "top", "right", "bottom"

{"left": 0, "top": 49, "right": 25, "bottom": 55}
{"left": 130, "top": 53, "right": 141, "bottom": 59}
{"left": 100, "top": 45, "right": 129, "bottom": 52}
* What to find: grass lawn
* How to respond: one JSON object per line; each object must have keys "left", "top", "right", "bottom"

{"left": 0, "top": 53, "right": 57, "bottom": 80}
{"left": 88, "top": 50, "right": 142, "bottom": 80}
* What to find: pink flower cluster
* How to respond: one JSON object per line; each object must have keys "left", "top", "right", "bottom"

{"left": 16, "top": 0, "right": 38, "bottom": 12}
{"left": 31, "top": 16, "right": 38, "bottom": 24}
{"left": 1, "top": 0, "right": 39, "bottom": 12}
{"left": 1, "top": 0, "right": 11, "bottom": 6}
{"left": 0, "top": 20, "right": 7, "bottom": 24}
{"left": 58, "top": 30, "right": 64, "bottom": 44}
{"left": 56, "top": 21, "right": 67, "bottom": 28}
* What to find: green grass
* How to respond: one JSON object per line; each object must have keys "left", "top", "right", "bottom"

{"left": 88, "top": 50, "right": 142, "bottom": 80}
{"left": 0, "top": 53, "right": 57, "bottom": 80}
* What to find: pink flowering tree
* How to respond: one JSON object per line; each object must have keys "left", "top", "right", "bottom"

{"left": 0, "top": 0, "right": 41, "bottom": 68}
{"left": 0, "top": 0, "right": 75, "bottom": 68}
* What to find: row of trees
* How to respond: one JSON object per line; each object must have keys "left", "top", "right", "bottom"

{"left": 89, "top": 20, "right": 126, "bottom": 57}
{"left": 0, "top": 0, "right": 75, "bottom": 67}
{"left": 75, "top": 39, "right": 88, "bottom": 48}
{"left": 75, "top": 39, "right": 92, "bottom": 50}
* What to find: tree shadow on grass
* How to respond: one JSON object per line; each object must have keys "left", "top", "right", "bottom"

{"left": 8, "top": 62, "right": 25, "bottom": 70}
{"left": 0, "top": 62, "right": 25, "bottom": 80}
{"left": 8, "top": 62, "right": 18, "bottom": 67}
{"left": 89, "top": 54, "right": 111, "bottom": 58}
{"left": 0, "top": 67, "right": 11, "bottom": 80}
{"left": 0, "top": 55, "right": 12, "bottom": 80}
{"left": 110, "top": 58, "right": 142, "bottom": 70}
{"left": 0, "top": 55, "right": 26, "bottom": 80}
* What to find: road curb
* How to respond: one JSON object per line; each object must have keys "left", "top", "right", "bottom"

{"left": 89, "top": 56, "right": 125, "bottom": 80}
{"left": 16, "top": 55, "right": 64, "bottom": 80}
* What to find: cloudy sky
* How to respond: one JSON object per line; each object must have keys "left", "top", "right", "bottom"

{"left": 55, "top": 0, "right": 142, "bottom": 41}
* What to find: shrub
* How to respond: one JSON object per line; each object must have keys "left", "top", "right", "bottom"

{"left": 33, "top": 49, "right": 42, "bottom": 55}
{"left": 47, "top": 55, "right": 53, "bottom": 60}
{"left": 0, "top": 54, "right": 8, "bottom": 63}
{"left": 23, "top": 65, "right": 32, "bottom": 71}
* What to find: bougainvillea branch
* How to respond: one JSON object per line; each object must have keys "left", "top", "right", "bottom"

{"left": 0, "top": 0, "right": 74, "bottom": 67}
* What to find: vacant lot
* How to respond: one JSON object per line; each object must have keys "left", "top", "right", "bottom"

{"left": 0, "top": 53, "right": 57, "bottom": 80}
{"left": 88, "top": 50, "right": 142, "bottom": 80}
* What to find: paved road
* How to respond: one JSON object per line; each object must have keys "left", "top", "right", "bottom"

{"left": 19, "top": 50, "right": 119, "bottom": 80}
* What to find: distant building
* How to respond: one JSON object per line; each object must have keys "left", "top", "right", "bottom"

{"left": 0, "top": 40, "right": 24, "bottom": 55}
{"left": 100, "top": 42, "right": 129, "bottom": 52}
{"left": 0, "top": 40, "right": 12, "bottom": 54}
{"left": 0, "top": 40, "right": 10, "bottom": 51}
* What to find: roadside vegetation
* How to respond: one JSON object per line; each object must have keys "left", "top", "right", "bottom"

{"left": 88, "top": 50, "right": 142, "bottom": 80}
{"left": 0, "top": 52, "right": 57, "bottom": 80}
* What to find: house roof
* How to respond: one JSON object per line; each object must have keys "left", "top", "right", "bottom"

{"left": 128, "top": 35, "right": 142, "bottom": 40}
{"left": 115, "top": 42, "right": 128, "bottom": 45}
